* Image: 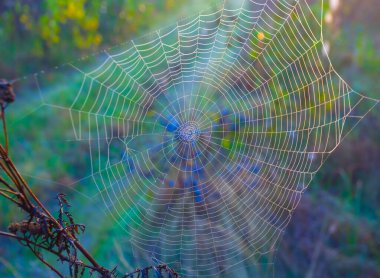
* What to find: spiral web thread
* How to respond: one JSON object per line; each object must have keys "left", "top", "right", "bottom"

{"left": 11, "top": 0, "right": 378, "bottom": 277}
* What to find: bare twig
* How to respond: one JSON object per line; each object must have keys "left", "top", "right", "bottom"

{"left": 0, "top": 188, "right": 17, "bottom": 195}
{"left": 0, "top": 82, "right": 109, "bottom": 276}
{"left": 0, "top": 79, "right": 15, "bottom": 153}
{"left": 0, "top": 175, "right": 16, "bottom": 191}
{"left": 0, "top": 79, "right": 179, "bottom": 277}
{"left": 28, "top": 245, "right": 65, "bottom": 278}
{"left": 1, "top": 105, "right": 8, "bottom": 153}
{"left": 0, "top": 190, "right": 19, "bottom": 204}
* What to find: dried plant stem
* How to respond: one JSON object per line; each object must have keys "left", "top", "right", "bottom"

{"left": 0, "top": 188, "right": 17, "bottom": 195}
{"left": 0, "top": 175, "right": 16, "bottom": 191}
{"left": 0, "top": 153, "right": 33, "bottom": 210}
{"left": 0, "top": 144, "right": 105, "bottom": 273}
{"left": 0, "top": 81, "right": 179, "bottom": 277}
{"left": 73, "top": 241, "right": 104, "bottom": 271}
{"left": 30, "top": 247, "right": 65, "bottom": 278}
{"left": 0, "top": 231, "right": 65, "bottom": 277}
{"left": 1, "top": 105, "right": 8, "bottom": 153}
{"left": 0, "top": 230, "right": 95, "bottom": 272}
{"left": 0, "top": 106, "right": 107, "bottom": 275}
{"left": 0, "top": 190, "right": 17, "bottom": 203}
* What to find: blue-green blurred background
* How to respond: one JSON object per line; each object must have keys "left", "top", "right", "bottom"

{"left": 0, "top": 0, "right": 379, "bottom": 277}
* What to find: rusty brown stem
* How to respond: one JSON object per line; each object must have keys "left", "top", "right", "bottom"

{"left": 0, "top": 190, "right": 19, "bottom": 204}
{"left": 0, "top": 231, "right": 64, "bottom": 277}
{"left": 0, "top": 116, "right": 105, "bottom": 274}
{"left": 0, "top": 175, "right": 16, "bottom": 191}
{"left": 29, "top": 246, "right": 65, "bottom": 278}
{"left": 0, "top": 158, "right": 33, "bottom": 210}
{"left": 0, "top": 231, "right": 98, "bottom": 271}
{"left": 0, "top": 188, "right": 17, "bottom": 195}
{"left": 1, "top": 105, "right": 8, "bottom": 153}
{"left": 0, "top": 145, "right": 105, "bottom": 272}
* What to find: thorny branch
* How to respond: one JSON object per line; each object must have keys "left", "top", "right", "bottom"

{"left": 0, "top": 80, "right": 179, "bottom": 278}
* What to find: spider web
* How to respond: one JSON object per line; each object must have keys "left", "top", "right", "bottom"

{"left": 9, "top": 0, "right": 379, "bottom": 277}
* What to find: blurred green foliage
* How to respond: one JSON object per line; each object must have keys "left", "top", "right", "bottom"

{"left": 0, "top": 0, "right": 192, "bottom": 78}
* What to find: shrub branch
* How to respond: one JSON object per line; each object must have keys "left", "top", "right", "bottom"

{"left": 0, "top": 80, "right": 179, "bottom": 278}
